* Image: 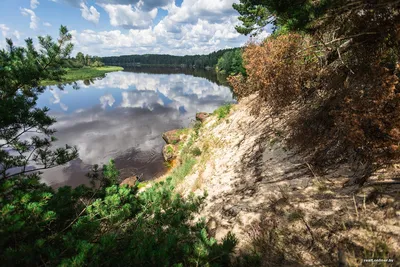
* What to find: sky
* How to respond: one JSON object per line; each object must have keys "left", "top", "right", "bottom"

{"left": 0, "top": 0, "right": 270, "bottom": 56}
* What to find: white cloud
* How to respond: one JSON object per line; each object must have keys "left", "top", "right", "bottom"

{"left": 0, "top": 25, "right": 21, "bottom": 41}
{"left": 50, "top": 89, "right": 61, "bottom": 104}
{"left": 31, "top": 0, "right": 40, "bottom": 9}
{"left": 50, "top": 89, "right": 69, "bottom": 111}
{"left": 43, "top": 22, "right": 52, "bottom": 27}
{"left": 70, "top": 28, "right": 156, "bottom": 55}
{"left": 71, "top": 15, "right": 245, "bottom": 56}
{"left": 60, "top": 103, "right": 69, "bottom": 111}
{"left": 0, "top": 24, "right": 10, "bottom": 37}
{"left": 61, "top": 0, "right": 172, "bottom": 11}
{"left": 0, "top": 25, "right": 21, "bottom": 50}
{"left": 63, "top": 0, "right": 271, "bottom": 55}
{"left": 13, "top": 30, "right": 21, "bottom": 39}
{"left": 100, "top": 4, "right": 157, "bottom": 29}
{"left": 20, "top": 8, "right": 39, "bottom": 30}
{"left": 100, "top": 94, "right": 115, "bottom": 109}
{"left": 121, "top": 91, "right": 163, "bottom": 110}
{"left": 80, "top": 2, "right": 100, "bottom": 24}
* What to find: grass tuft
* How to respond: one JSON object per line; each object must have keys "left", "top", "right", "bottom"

{"left": 213, "top": 104, "right": 232, "bottom": 120}
{"left": 168, "top": 157, "right": 197, "bottom": 185}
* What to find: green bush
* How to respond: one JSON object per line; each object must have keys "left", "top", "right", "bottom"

{"left": 91, "top": 60, "right": 105, "bottom": 67}
{"left": 191, "top": 147, "right": 202, "bottom": 156}
{"left": 0, "top": 167, "right": 237, "bottom": 266}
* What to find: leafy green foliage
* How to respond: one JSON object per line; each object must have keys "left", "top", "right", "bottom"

{"left": 233, "top": 0, "right": 271, "bottom": 36}
{"left": 68, "top": 52, "right": 103, "bottom": 68}
{"left": 86, "top": 159, "right": 121, "bottom": 188}
{"left": 216, "top": 49, "right": 246, "bottom": 76}
{"left": 76, "top": 52, "right": 85, "bottom": 66}
{"left": 193, "top": 120, "right": 203, "bottom": 138}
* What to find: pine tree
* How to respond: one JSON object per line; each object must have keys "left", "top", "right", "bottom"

{"left": 0, "top": 27, "right": 238, "bottom": 266}
{"left": 0, "top": 25, "right": 78, "bottom": 180}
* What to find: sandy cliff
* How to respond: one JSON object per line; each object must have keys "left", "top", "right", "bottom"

{"left": 166, "top": 94, "right": 400, "bottom": 265}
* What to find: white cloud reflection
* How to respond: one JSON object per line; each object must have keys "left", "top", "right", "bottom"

{"left": 100, "top": 93, "right": 115, "bottom": 109}
{"left": 50, "top": 88, "right": 69, "bottom": 111}
{"left": 40, "top": 71, "right": 234, "bottom": 186}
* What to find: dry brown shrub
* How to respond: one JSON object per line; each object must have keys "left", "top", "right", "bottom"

{"left": 289, "top": 63, "right": 400, "bottom": 174}
{"left": 230, "top": 2, "right": 400, "bottom": 177}
{"left": 229, "top": 34, "right": 319, "bottom": 112}
{"left": 290, "top": 3, "right": 400, "bottom": 173}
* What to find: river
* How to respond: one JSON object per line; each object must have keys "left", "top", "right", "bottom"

{"left": 36, "top": 68, "right": 235, "bottom": 188}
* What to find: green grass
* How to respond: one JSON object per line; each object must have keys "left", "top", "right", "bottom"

{"left": 166, "top": 145, "right": 174, "bottom": 154}
{"left": 193, "top": 121, "right": 202, "bottom": 137}
{"left": 41, "top": 66, "right": 124, "bottom": 86}
{"left": 137, "top": 182, "right": 147, "bottom": 189}
{"left": 168, "top": 157, "right": 197, "bottom": 185}
{"left": 166, "top": 130, "right": 199, "bottom": 185}
{"left": 213, "top": 104, "right": 232, "bottom": 120}
{"left": 175, "top": 128, "right": 190, "bottom": 136}
{"left": 164, "top": 161, "right": 173, "bottom": 168}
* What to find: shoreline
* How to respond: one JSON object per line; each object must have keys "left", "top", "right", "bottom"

{"left": 41, "top": 66, "right": 124, "bottom": 86}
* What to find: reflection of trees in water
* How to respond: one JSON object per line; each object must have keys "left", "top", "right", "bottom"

{"left": 83, "top": 78, "right": 96, "bottom": 86}
{"left": 49, "top": 77, "right": 104, "bottom": 88}
{"left": 124, "top": 67, "right": 232, "bottom": 88}
{"left": 81, "top": 76, "right": 106, "bottom": 86}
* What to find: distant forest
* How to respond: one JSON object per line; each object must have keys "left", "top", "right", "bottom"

{"left": 101, "top": 48, "right": 240, "bottom": 69}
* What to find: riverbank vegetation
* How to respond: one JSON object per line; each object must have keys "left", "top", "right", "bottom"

{"left": 216, "top": 49, "right": 246, "bottom": 76}
{"left": 41, "top": 51, "right": 123, "bottom": 85}
{"left": 0, "top": 26, "right": 239, "bottom": 266}
{"left": 41, "top": 66, "right": 123, "bottom": 86}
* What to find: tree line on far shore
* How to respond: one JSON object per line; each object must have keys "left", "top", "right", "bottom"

{"left": 63, "top": 52, "right": 105, "bottom": 69}
{"left": 101, "top": 48, "right": 241, "bottom": 70}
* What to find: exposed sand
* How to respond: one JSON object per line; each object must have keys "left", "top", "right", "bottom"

{"left": 176, "top": 94, "right": 400, "bottom": 265}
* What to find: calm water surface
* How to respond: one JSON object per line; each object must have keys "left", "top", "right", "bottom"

{"left": 36, "top": 69, "right": 235, "bottom": 188}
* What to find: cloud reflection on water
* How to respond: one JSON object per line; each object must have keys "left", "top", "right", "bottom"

{"left": 39, "top": 70, "right": 234, "bottom": 187}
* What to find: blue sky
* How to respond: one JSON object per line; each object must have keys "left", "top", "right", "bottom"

{"left": 0, "top": 0, "right": 270, "bottom": 56}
